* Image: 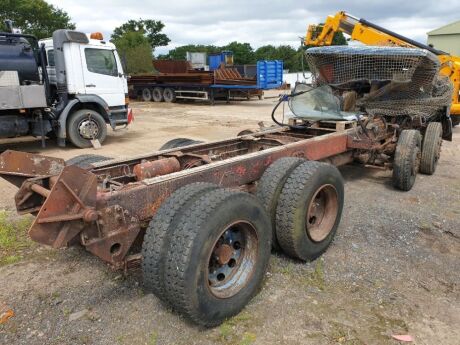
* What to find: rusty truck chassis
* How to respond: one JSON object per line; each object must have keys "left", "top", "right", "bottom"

{"left": 0, "top": 118, "right": 396, "bottom": 269}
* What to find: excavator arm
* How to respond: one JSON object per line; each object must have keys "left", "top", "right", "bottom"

{"left": 305, "top": 11, "right": 460, "bottom": 117}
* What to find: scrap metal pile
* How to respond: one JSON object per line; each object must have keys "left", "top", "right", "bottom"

{"left": 289, "top": 46, "right": 452, "bottom": 121}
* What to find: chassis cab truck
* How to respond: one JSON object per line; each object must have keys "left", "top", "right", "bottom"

{"left": 0, "top": 26, "right": 131, "bottom": 148}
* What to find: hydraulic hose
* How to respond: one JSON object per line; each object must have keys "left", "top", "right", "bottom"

{"left": 271, "top": 88, "right": 316, "bottom": 129}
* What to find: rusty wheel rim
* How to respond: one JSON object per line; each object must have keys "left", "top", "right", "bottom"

{"left": 306, "top": 184, "right": 339, "bottom": 242}
{"left": 206, "top": 221, "right": 258, "bottom": 299}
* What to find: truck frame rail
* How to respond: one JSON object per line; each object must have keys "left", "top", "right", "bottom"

{"left": 0, "top": 119, "right": 394, "bottom": 269}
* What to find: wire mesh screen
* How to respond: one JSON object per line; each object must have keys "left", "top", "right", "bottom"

{"left": 299, "top": 46, "right": 452, "bottom": 119}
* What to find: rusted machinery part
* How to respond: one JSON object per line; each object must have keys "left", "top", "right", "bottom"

{"left": 0, "top": 150, "right": 65, "bottom": 184}
{"left": 0, "top": 118, "right": 402, "bottom": 267}
{"left": 133, "top": 157, "right": 181, "bottom": 181}
{"left": 0, "top": 303, "right": 14, "bottom": 324}
{"left": 28, "top": 165, "right": 98, "bottom": 248}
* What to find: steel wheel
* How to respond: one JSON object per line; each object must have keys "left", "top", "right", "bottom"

{"left": 207, "top": 221, "right": 258, "bottom": 299}
{"left": 67, "top": 109, "right": 107, "bottom": 148}
{"left": 77, "top": 116, "right": 100, "bottom": 140}
{"left": 306, "top": 184, "right": 339, "bottom": 242}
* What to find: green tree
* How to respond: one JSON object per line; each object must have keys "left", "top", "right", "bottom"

{"left": 332, "top": 31, "right": 347, "bottom": 45}
{"left": 255, "top": 45, "right": 302, "bottom": 72}
{"left": 0, "top": 0, "right": 75, "bottom": 39}
{"left": 113, "top": 31, "right": 153, "bottom": 75}
{"left": 221, "top": 41, "right": 255, "bottom": 64}
{"left": 111, "top": 19, "right": 170, "bottom": 52}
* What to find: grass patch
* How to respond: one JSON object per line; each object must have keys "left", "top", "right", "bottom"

{"left": 216, "top": 312, "right": 255, "bottom": 344}
{"left": 272, "top": 256, "right": 326, "bottom": 290}
{"left": 0, "top": 210, "right": 34, "bottom": 266}
{"left": 149, "top": 331, "right": 158, "bottom": 345}
{"left": 240, "top": 332, "right": 256, "bottom": 345}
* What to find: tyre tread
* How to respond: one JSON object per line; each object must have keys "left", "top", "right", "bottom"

{"left": 420, "top": 122, "right": 442, "bottom": 175}
{"left": 256, "top": 157, "right": 305, "bottom": 249}
{"left": 141, "top": 183, "right": 218, "bottom": 303}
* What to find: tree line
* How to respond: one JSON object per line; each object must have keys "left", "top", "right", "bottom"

{"left": 1, "top": 0, "right": 347, "bottom": 75}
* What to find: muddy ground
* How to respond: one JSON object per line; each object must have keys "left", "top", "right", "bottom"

{"left": 0, "top": 91, "right": 459, "bottom": 345}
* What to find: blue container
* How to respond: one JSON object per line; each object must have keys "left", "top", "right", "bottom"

{"left": 208, "top": 51, "right": 234, "bottom": 70}
{"left": 257, "top": 60, "right": 283, "bottom": 89}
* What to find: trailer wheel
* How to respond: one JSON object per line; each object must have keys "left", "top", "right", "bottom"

{"left": 163, "top": 188, "right": 271, "bottom": 326}
{"left": 152, "top": 87, "right": 164, "bottom": 102}
{"left": 256, "top": 157, "right": 305, "bottom": 250}
{"left": 392, "top": 130, "right": 421, "bottom": 191}
{"left": 142, "top": 182, "right": 219, "bottom": 303}
{"left": 159, "top": 137, "right": 203, "bottom": 150}
{"left": 142, "top": 88, "right": 152, "bottom": 102}
{"left": 275, "top": 161, "right": 344, "bottom": 261}
{"left": 420, "top": 122, "right": 442, "bottom": 175}
{"left": 163, "top": 88, "right": 176, "bottom": 103}
{"left": 66, "top": 154, "right": 112, "bottom": 169}
{"left": 67, "top": 109, "right": 107, "bottom": 148}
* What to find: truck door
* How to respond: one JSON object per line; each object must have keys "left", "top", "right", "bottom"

{"left": 80, "top": 46, "right": 125, "bottom": 107}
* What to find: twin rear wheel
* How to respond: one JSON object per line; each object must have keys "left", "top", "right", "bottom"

{"left": 257, "top": 158, "right": 344, "bottom": 260}
{"left": 392, "top": 123, "right": 443, "bottom": 191}
{"left": 142, "top": 160, "right": 344, "bottom": 326}
{"left": 142, "top": 183, "right": 271, "bottom": 327}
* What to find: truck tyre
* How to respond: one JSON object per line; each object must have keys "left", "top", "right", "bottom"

{"left": 420, "top": 122, "right": 442, "bottom": 175}
{"left": 152, "top": 87, "right": 164, "bottom": 102}
{"left": 237, "top": 129, "right": 255, "bottom": 136}
{"left": 66, "top": 154, "right": 111, "bottom": 169}
{"left": 256, "top": 157, "right": 306, "bottom": 250}
{"left": 392, "top": 130, "right": 421, "bottom": 191}
{"left": 163, "top": 188, "right": 271, "bottom": 326}
{"left": 163, "top": 88, "right": 176, "bottom": 103}
{"left": 159, "top": 137, "right": 203, "bottom": 150}
{"left": 142, "top": 88, "right": 152, "bottom": 102}
{"left": 452, "top": 116, "right": 460, "bottom": 127}
{"left": 67, "top": 109, "right": 107, "bottom": 148}
{"left": 142, "top": 182, "right": 219, "bottom": 304}
{"left": 275, "top": 161, "right": 344, "bottom": 261}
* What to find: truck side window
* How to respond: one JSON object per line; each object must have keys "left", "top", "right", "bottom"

{"left": 84, "top": 48, "right": 118, "bottom": 76}
{"left": 47, "top": 49, "right": 55, "bottom": 67}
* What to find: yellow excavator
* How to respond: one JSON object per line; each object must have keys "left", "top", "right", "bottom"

{"left": 305, "top": 11, "right": 460, "bottom": 126}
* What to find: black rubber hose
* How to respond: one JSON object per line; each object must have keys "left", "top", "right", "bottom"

{"left": 271, "top": 89, "right": 315, "bottom": 129}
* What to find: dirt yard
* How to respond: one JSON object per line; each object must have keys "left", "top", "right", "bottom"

{"left": 1, "top": 91, "right": 459, "bottom": 345}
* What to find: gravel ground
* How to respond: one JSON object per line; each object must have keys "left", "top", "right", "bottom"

{"left": 0, "top": 92, "right": 459, "bottom": 345}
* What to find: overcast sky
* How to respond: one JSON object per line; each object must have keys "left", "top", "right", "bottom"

{"left": 47, "top": 0, "right": 460, "bottom": 55}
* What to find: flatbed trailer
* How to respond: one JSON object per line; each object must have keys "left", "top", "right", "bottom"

{"left": 129, "top": 80, "right": 263, "bottom": 104}
{"left": 129, "top": 60, "right": 282, "bottom": 104}
{"left": 0, "top": 115, "right": 444, "bottom": 326}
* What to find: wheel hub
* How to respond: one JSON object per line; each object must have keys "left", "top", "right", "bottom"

{"left": 214, "top": 244, "right": 234, "bottom": 265}
{"left": 306, "top": 184, "right": 339, "bottom": 242}
{"left": 78, "top": 117, "right": 99, "bottom": 139}
{"left": 207, "top": 222, "right": 258, "bottom": 299}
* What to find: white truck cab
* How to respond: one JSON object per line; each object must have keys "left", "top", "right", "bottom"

{"left": 1, "top": 25, "right": 133, "bottom": 148}
{"left": 40, "top": 34, "right": 128, "bottom": 109}
{"left": 38, "top": 31, "right": 132, "bottom": 147}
